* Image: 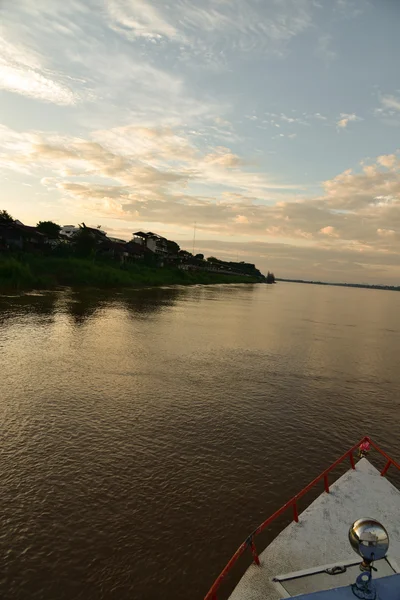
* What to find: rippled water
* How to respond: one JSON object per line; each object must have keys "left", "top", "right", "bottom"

{"left": 1, "top": 283, "right": 400, "bottom": 600}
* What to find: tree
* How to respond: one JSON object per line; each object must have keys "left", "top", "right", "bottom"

{"left": 73, "top": 226, "right": 98, "bottom": 258}
{"left": 207, "top": 256, "right": 219, "bottom": 263}
{"left": 266, "top": 271, "right": 276, "bottom": 284}
{"left": 0, "top": 210, "right": 14, "bottom": 223}
{"left": 167, "top": 240, "right": 180, "bottom": 255}
{"left": 36, "top": 220, "right": 61, "bottom": 238}
{"left": 195, "top": 253, "right": 204, "bottom": 260}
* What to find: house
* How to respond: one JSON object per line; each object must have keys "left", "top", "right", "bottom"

{"left": 133, "top": 231, "right": 168, "bottom": 257}
{"left": 125, "top": 241, "right": 146, "bottom": 259}
{"left": 77, "top": 224, "right": 107, "bottom": 239}
{"left": 60, "top": 225, "right": 107, "bottom": 240}
{"left": 97, "top": 238, "right": 129, "bottom": 263}
{"left": 108, "top": 237, "right": 127, "bottom": 244}
{"left": 0, "top": 221, "right": 47, "bottom": 251}
{"left": 60, "top": 225, "right": 79, "bottom": 239}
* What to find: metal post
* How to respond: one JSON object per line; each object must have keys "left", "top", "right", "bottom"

{"left": 381, "top": 460, "right": 391, "bottom": 476}
{"left": 292, "top": 501, "right": 299, "bottom": 523}
{"left": 250, "top": 537, "right": 260, "bottom": 566}
{"left": 324, "top": 474, "right": 329, "bottom": 493}
{"left": 349, "top": 452, "right": 355, "bottom": 469}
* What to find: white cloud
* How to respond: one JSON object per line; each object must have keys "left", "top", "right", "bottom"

{"left": 105, "top": 0, "right": 316, "bottom": 59}
{"left": 320, "top": 226, "right": 339, "bottom": 237}
{"left": 322, "top": 161, "right": 400, "bottom": 210}
{"left": 0, "top": 38, "right": 78, "bottom": 105}
{"left": 204, "top": 148, "right": 242, "bottom": 168}
{"left": 381, "top": 95, "right": 400, "bottom": 112}
{"left": 377, "top": 228, "right": 396, "bottom": 237}
{"left": 336, "top": 113, "right": 362, "bottom": 129}
{"left": 234, "top": 215, "right": 249, "bottom": 224}
{"left": 192, "top": 238, "right": 400, "bottom": 285}
{"left": 377, "top": 154, "right": 398, "bottom": 168}
{"left": 280, "top": 113, "right": 297, "bottom": 123}
{"left": 2, "top": 124, "right": 399, "bottom": 253}
{"left": 0, "top": 125, "right": 301, "bottom": 215}
{"left": 262, "top": 111, "right": 329, "bottom": 128}
{"left": 106, "top": 0, "right": 178, "bottom": 39}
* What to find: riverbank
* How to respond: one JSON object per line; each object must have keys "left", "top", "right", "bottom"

{"left": 0, "top": 255, "right": 262, "bottom": 291}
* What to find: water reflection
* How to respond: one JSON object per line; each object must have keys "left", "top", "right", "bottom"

{"left": 0, "top": 292, "right": 56, "bottom": 326}
{"left": 121, "top": 286, "right": 184, "bottom": 316}
{"left": 0, "top": 285, "right": 260, "bottom": 328}
{"left": 0, "top": 287, "right": 188, "bottom": 330}
{"left": 1, "top": 283, "right": 399, "bottom": 600}
{"left": 61, "top": 289, "right": 109, "bottom": 325}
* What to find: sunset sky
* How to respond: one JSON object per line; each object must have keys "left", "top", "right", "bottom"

{"left": 1, "top": 0, "right": 400, "bottom": 283}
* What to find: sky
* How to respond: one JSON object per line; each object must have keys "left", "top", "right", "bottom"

{"left": 1, "top": 0, "right": 400, "bottom": 284}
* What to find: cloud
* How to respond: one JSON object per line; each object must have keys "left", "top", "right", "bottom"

{"left": 313, "top": 113, "right": 327, "bottom": 121}
{"left": 234, "top": 215, "right": 249, "bottom": 224}
{"left": 2, "top": 121, "right": 400, "bottom": 282}
{"left": 204, "top": 147, "right": 242, "bottom": 168}
{"left": 377, "top": 154, "right": 398, "bottom": 168}
{"left": 2, "top": 0, "right": 227, "bottom": 128}
{"left": 373, "top": 94, "right": 400, "bottom": 127}
{"left": 322, "top": 159, "right": 400, "bottom": 210}
{"left": 188, "top": 238, "right": 400, "bottom": 285}
{"left": 0, "top": 124, "right": 299, "bottom": 208}
{"left": 105, "top": 0, "right": 316, "bottom": 59}
{"left": 0, "top": 38, "right": 78, "bottom": 105}
{"left": 0, "top": 1, "right": 205, "bottom": 119}
{"left": 280, "top": 114, "right": 297, "bottom": 124}
{"left": 106, "top": 0, "right": 178, "bottom": 39}
{"left": 336, "top": 113, "right": 362, "bottom": 129}
{"left": 0, "top": 0, "right": 317, "bottom": 130}
{"left": 377, "top": 228, "right": 396, "bottom": 237}
{"left": 0, "top": 3, "right": 100, "bottom": 106}
{"left": 2, "top": 0, "right": 399, "bottom": 285}
{"left": 381, "top": 95, "right": 400, "bottom": 112}
{"left": 262, "top": 111, "right": 329, "bottom": 129}
{"left": 320, "top": 226, "right": 339, "bottom": 237}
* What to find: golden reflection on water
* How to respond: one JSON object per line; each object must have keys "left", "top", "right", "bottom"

{"left": 1, "top": 283, "right": 400, "bottom": 600}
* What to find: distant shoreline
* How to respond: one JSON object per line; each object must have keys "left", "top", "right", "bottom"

{"left": 277, "top": 278, "right": 400, "bottom": 292}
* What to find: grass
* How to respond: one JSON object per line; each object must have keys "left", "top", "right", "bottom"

{"left": 0, "top": 254, "right": 260, "bottom": 291}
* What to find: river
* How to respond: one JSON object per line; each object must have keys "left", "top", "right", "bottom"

{"left": 1, "top": 282, "right": 399, "bottom": 600}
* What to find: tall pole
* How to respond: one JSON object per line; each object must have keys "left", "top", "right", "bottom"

{"left": 192, "top": 221, "right": 196, "bottom": 255}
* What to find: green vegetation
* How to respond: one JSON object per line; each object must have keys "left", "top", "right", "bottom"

{"left": 0, "top": 210, "right": 14, "bottom": 224}
{"left": 0, "top": 254, "right": 260, "bottom": 291}
{"left": 36, "top": 221, "right": 62, "bottom": 238}
{"left": 1, "top": 211, "right": 270, "bottom": 290}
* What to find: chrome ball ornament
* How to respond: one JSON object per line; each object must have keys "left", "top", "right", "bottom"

{"left": 349, "top": 518, "right": 389, "bottom": 563}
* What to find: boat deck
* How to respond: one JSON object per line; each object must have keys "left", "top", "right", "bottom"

{"left": 293, "top": 573, "right": 400, "bottom": 599}
{"left": 228, "top": 458, "right": 400, "bottom": 600}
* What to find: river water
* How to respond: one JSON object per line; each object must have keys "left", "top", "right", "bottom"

{"left": 1, "top": 283, "right": 399, "bottom": 600}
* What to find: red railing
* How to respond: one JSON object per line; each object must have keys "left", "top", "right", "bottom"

{"left": 204, "top": 436, "right": 400, "bottom": 600}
